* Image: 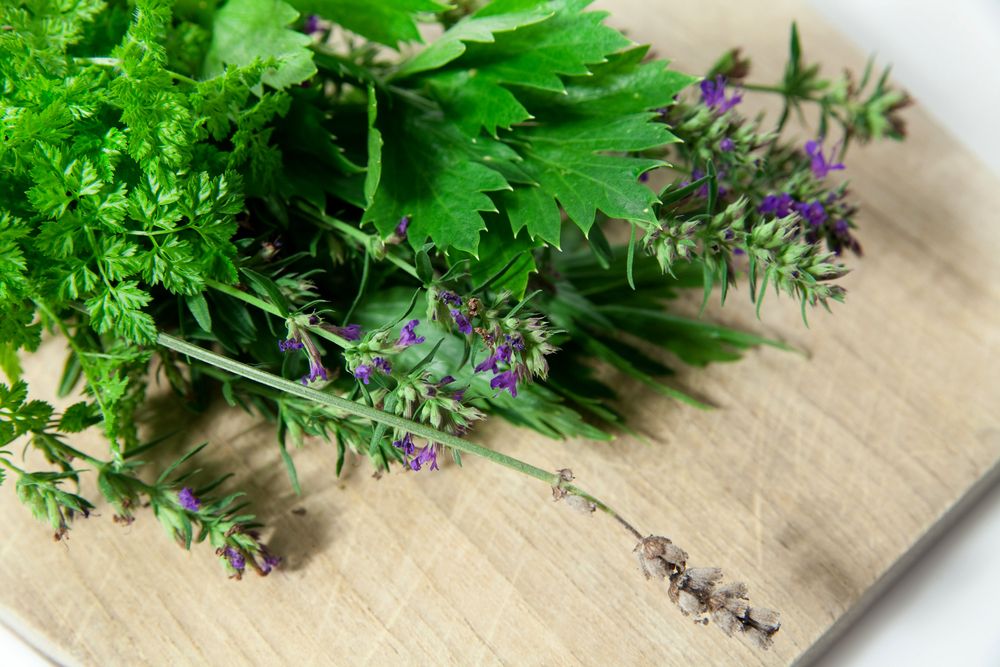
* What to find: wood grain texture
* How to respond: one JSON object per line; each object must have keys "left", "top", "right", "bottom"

{"left": 3, "top": 1, "right": 999, "bottom": 665}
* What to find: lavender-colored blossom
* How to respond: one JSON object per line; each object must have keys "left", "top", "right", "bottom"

{"left": 278, "top": 337, "right": 304, "bottom": 352}
{"left": 373, "top": 357, "right": 392, "bottom": 374}
{"left": 490, "top": 370, "right": 519, "bottom": 398}
{"left": 397, "top": 319, "right": 425, "bottom": 347}
{"left": 178, "top": 487, "right": 200, "bottom": 511}
{"left": 793, "top": 200, "right": 828, "bottom": 227}
{"left": 260, "top": 554, "right": 282, "bottom": 574}
{"left": 437, "top": 375, "right": 455, "bottom": 386}
{"left": 453, "top": 388, "right": 466, "bottom": 403}
{"left": 505, "top": 334, "right": 525, "bottom": 351}
{"left": 804, "top": 140, "right": 845, "bottom": 179}
{"left": 759, "top": 192, "right": 795, "bottom": 218}
{"left": 450, "top": 309, "right": 472, "bottom": 335}
{"left": 224, "top": 547, "right": 246, "bottom": 572}
{"left": 354, "top": 364, "right": 372, "bottom": 385}
{"left": 700, "top": 76, "right": 742, "bottom": 114}
{"left": 438, "top": 290, "right": 463, "bottom": 307}
{"left": 395, "top": 215, "right": 410, "bottom": 239}
{"left": 719, "top": 137, "right": 735, "bottom": 152}
{"left": 392, "top": 432, "right": 416, "bottom": 455}
{"left": 308, "top": 315, "right": 320, "bottom": 326}
{"left": 301, "top": 359, "right": 329, "bottom": 385}
{"left": 328, "top": 323, "right": 362, "bottom": 341}
{"left": 834, "top": 219, "right": 850, "bottom": 234}
{"left": 305, "top": 14, "right": 321, "bottom": 34}
{"left": 639, "top": 171, "right": 650, "bottom": 183}
{"left": 410, "top": 445, "right": 439, "bottom": 472}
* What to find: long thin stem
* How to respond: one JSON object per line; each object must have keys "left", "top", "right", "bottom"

{"left": 156, "top": 332, "right": 642, "bottom": 537}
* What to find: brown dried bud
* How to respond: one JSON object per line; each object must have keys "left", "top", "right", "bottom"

{"left": 635, "top": 535, "right": 687, "bottom": 580}
{"left": 557, "top": 468, "right": 574, "bottom": 482}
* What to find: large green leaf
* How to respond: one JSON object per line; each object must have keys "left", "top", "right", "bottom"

{"left": 362, "top": 100, "right": 514, "bottom": 255}
{"left": 502, "top": 48, "right": 695, "bottom": 238}
{"left": 205, "top": 0, "right": 316, "bottom": 89}
{"left": 413, "top": 0, "right": 632, "bottom": 136}
{"left": 289, "top": 0, "right": 447, "bottom": 49}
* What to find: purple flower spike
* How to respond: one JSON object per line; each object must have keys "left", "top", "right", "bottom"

{"left": 759, "top": 192, "right": 795, "bottom": 218}
{"left": 450, "top": 309, "right": 472, "bottom": 335}
{"left": 330, "top": 323, "right": 362, "bottom": 341}
{"left": 224, "top": 547, "right": 246, "bottom": 572}
{"left": 178, "top": 487, "right": 200, "bottom": 512}
{"left": 354, "top": 364, "right": 372, "bottom": 385}
{"left": 302, "top": 360, "right": 329, "bottom": 385}
{"left": 804, "top": 140, "right": 845, "bottom": 179}
{"left": 279, "top": 338, "right": 304, "bottom": 352}
{"left": 438, "top": 290, "right": 463, "bottom": 307}
{"left": 392, "top": 432, "right": 416, "bottom": 456}
{"left": 397, "top": 319, "right": 425, "bottom": 347}
{"left": 410, "top": 445, "right": 439, "bottom": 472}
{"left": 490, "top": 370, "right": 519, "bottom": 398}
{"left": 700, "top": 75, "right": 742, "bottom": 114}
{"left": 395, "top": 215, "right": 410, "bottom": 238}
{"left": 373, "top": 357, "right": 392, "bottom": 374}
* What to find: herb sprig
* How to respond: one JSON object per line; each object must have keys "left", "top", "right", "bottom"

{"left": 1, "top": 0, "right": 907, "bottom": 649}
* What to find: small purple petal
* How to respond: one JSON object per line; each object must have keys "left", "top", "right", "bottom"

{"left": 397, "top": 319, "right": 425, "bottom": 347}
{"left": 438, "top": 290, "right": 463, "bottom": 307}
{"left": 395, "top": 215, "right": 410, "bottom": 238}
{"left": 353, "top": 364, "right": 372, "bottom": 385}
{"left": 450, "top": 309, "right": 472, "bottom": 335}
{"left": 373, "top": 357, "right": 392, "bottom": 374}
{"left": 224, "top": 547, "right": 246, "bottom": 572}
{"left": 490, "top": 370, "right": 518, "bottom": 398}
{"left": 178, "top": 487, "right": 200, "bottom": 511}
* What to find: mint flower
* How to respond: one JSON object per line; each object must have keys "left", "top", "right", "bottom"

{"left": 490, "top": 370, "right": 519, "bottom": 397}
{"left": 224, "top": 547, "right": 246, "bottom": 573}
{"left": 354, "top": 364, "right": 372, "bottom": 384}
{"left": 397, "top": 319, "right": 425, "bottom": 347}
{"left": 700, "top": 75, "right": 742, "bottom": 113}
{"left": 409, "top": 444, "right": 439, "bottom": 471}
{"left": 450, "top": 309, "right": 472, "bottom": 335}
{"left": 804, "top": 139, "right": 845, "bottom": 179}
{"left": 373, "top": 357, "right": 392, "bottom": 374}
{"left": 177, "top": 487, "right": 200, "bottom": 511}
{"left": 392, "top": 432, "right": 416, "bottom": 455}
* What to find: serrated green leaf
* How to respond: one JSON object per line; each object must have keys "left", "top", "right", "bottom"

{"left": 397, "top": 0, "right": 554, "bottom": 78}
{"left": 290, "top": 0, "right": 446, "bottom": 48}
{"left": 363, "top": 101, "right": 511, "bottom": 254}
{"left": 413, "top": 0, "right": 632, "bottom": 136}
{"left": 205, "top": 0, "right": 317, "bottom": 90}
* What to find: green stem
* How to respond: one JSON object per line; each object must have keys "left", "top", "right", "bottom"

{"left": 155, "top": 332, "right": 642, "bottom": 538}
{"left": 76, "top": 57, "right": 199, "bottom": 85}
{"left": 203, "top": 279, "right": 353, "bottom": 349}
{"left": 33, "top": 299, "right": 124, "bottom": 465}
{"left": 299, "top": 208, "right": 420, "bottom": 280}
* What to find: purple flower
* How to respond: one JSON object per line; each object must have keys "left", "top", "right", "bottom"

{"left": 759, "top": 192, "right": 795, "bottom": 218}
{"left": 490, "top": 370, "right": 519, "bottom": 398}
{"left": 397, "top": 319, "right": 425, "bottom": 347}
{"left": 453, "top": 388, "right": 466, "bottom": 403}
{"left": 395, "top": 215, "right": 410, "bottom": 238}
{"left": 305, "top": 14, "right": 321, "bottom": 34}
{"left": 177, "top": 487, "right": 200, "bottom": 512}
{"left": 639, "top": 171, "right": 650, "bottom": 183}
{"left": 301, "top": 359, "right": 329, "bottom": 385}
{"left": 278, "top": 337, "right": 304, "bottom": 352}
{"left": 805, "top": 140, "right": 845, "bottom": 179}
{"left": 437, "top": 375, "right": 455, "bottom": 386}
{"left": 793, "top": 200, "right": 828, "bottom": 227}
{"left": 450, "top": 309, "right": 472, "bottom": 335}
{"left": 224, "top": 547, "right": 246, "bottom": 572}
{"left": 328, "top": 323, "right": 362, "bottom": 341}
{"left": 409, "top": 445, "right": 439, "bottom": 471}
{"left": 308, "top": 315, "right": 320, "bottom": 326}
{"left": 700, "top": 76, "right": 742, "bottom": 114}
{"left": 834, "top": 219, "right": 849, "bottom": 234}
{"left": 719, "top": 137, "right": 735, "bottom": 152}
{"left": 505, "top": 334, "right": 525, "bottom": 351}
{"left": 392, "top": 432, "right": 416, "bottom": 455}
{"left": 373, "top": 357, "right": 392, "bottom": 374}
{"left": 260, "top": 554, "right": 281, "bottom": 574}
{"left": 438, "top": 290, "right": 463, "bottom": 307}
{"left": 354, "top": 364, "right": 372, "bottom": 385}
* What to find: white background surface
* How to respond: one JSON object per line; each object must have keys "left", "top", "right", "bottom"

{"left": 2, "top": 2, "right": 998, "bottom": 665}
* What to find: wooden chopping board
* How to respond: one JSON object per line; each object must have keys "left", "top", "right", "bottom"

{"left": 3, "top": 1, "right": 999, "bottom": 664}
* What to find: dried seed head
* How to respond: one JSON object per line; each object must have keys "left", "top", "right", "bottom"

{"left": 635, "top": 535, "right": 688, "bottom": 580}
